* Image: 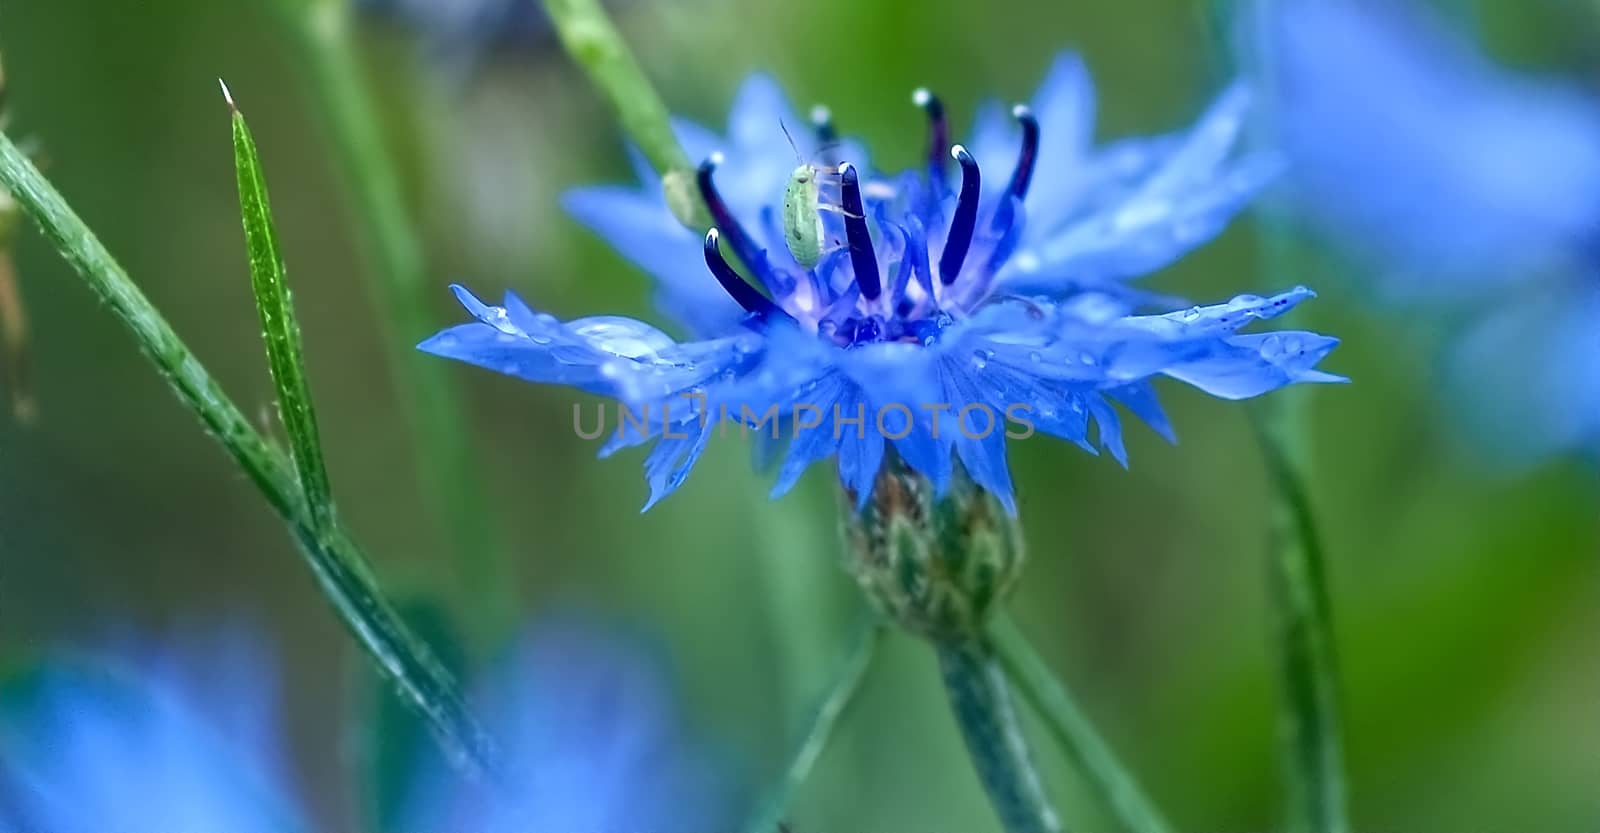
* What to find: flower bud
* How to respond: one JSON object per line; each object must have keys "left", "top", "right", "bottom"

{"left": 840, "top": 454, "right": 1024, "bottom": 642}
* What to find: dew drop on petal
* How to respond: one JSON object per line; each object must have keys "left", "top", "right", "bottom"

{"left": 1113, "top": 199, "right": 1171, "bottom": 232}
{"left": 571, "top": 316, "right": 676, "bottom": 361}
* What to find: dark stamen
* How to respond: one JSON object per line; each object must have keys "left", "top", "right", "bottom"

{"left": 696, "top": 154, "right": 768, "bottom": 278}
{"left": 913, "top": 88, "right": 948, "bottom": 183}
{"left": 940, "top": 145, "right": 981, "bottom": 285}
{"left": 837, "top": 163, "right": 881, "bottom": 301}
{"left": 1008, "top": 105, "right": 1040, "bottom": 200}
{"left": 704, "top": 229, "right": 788, "bottom": 319}
{"left": 810, "top": 105, "right": 837, "bottom": 145}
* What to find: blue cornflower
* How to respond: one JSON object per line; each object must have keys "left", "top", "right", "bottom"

{"left": 1268, "top": 1, "right": 1600, "bottom": 461}
{"left": 0, "top": 621, "right": 727, "bottom": 833}
{"left": 401, "top": 617, "right": 729, "bottom": 833}
{"left": 422, "top": 55, "right": 1344, "bottom": 511}
{"left": 356, "top": 0, "right": 551, "bottom": 55}
{"left": 0, "top": 629, "right": 308, "bottom": 833}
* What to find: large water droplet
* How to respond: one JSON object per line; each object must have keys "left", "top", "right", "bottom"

{"left": 1113, "top": 199, "right": 1171, "bottom": 231}
{"left": 571, "top": 316, "right": 675, "bottom": 361}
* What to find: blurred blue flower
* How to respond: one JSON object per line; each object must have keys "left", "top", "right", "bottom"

{"left": 1268, "top": 1, "right": 1600, "bottom": 461}
{"left": 401, "top": 618, "right": 729, "bottom": 833}
{"left": 0, "top": 629, "right": 308, "bottom": 833}
{"left": 356, "top": 0, "right": 551, "bottom": 55}
{"left": 422, "top": 55, "right": 1344, "bottom": 511}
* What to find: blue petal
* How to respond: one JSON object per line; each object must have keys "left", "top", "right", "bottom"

{"left": 402, "top": 618, "right": 730, "bottom": 833}
{"left": 420, "top": 285, "right": 756, "bottom": 403}
{"left": 1444, "top": 282, "right": 1600, "bottom": 462}
{"left": 1164, "top": 331, "right": 1346, "bottom": 400}
{"left": 1107, "top": 381, "right": 1176, "bottom": 444}
{"left": 1271, "top": 1, "right": 1600, "bottom": 291}
{"left": 561, "top": 186, "right": 745, "bottom": 337}
{"left": 641, "top": 418, "right": 716, "bottom": 510}
{"left": 0, "top": 633, "right": 307, "bottom": 833}
{"left": 671, "top": 116, "right": 725, "bottom": 168}
{"left": 999, "top": 82, "right": 1275, "bottom": 294}
{"left": 1086, "top": 394, "right": 1128, "bottom": 467}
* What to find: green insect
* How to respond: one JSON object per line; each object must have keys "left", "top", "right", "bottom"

{"left": 783, "top": 162, "right": 829, "bottom": 269}
{"left": 778, "top": 116, "right": 852, "bottom": 270}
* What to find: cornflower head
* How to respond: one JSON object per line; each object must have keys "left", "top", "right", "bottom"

{"left": 0, "top": 629, "right": 308, "bottom": 833}
{"left": 421, "top": 53, "right": 1345, "bottom": 513}
{"left": 401, "top": 617, "right": 730, "bottom": 833}
{"left": 1267, "top": 1, "right": 1600, "bottom": 462}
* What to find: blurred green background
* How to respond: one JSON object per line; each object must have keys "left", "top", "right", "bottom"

{"left": 1, "top": 0, "right": 1596, "bottom": 830}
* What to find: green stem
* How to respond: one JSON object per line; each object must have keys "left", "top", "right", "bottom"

{"left": 270, "top": 0, "right": 514, "bottom": 639}
{"left": 0, "top": 131, "right": 497, "bottom": 778}
{"left": 743, "top": 621, "right": 884, "bottom": 833}
{"left": 1254, "top": 402, "right": 1348, "bottom": 833}
{"left": 937, "top": 635, "right": 1062, "bottom": 833}
{"left": 991, "top": 615, "right": 1172, "bottom": 833}
{"left": 1209, "top": 3, "right": 1350, "bottom": 828}
{"left": 540, "top": 0, "right": 706, "bottom": 228}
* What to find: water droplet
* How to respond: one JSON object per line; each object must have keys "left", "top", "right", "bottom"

{"left": 434, "top": 333, "right": 459, "bottom": 349}
{"left": 1259, "top": 335, "right": 1283, "bottom": 359}
{"left": 1078, "top": 352, "right": 1096, "bottom": 365}
{"left": 1230, "top": 293, "right": 1264, "bottom": 308}
{"left": 1028, "top": 351, "right": 1042, "bottom": 363}
{"left": 571, "top": 316, "right": 675, "bottom": 361}
{"left": 1113, "top": 199, "right": 1171, "bottom": 231}
{"left": 1181, "top": 306, "right": 1202, "bottom": 321}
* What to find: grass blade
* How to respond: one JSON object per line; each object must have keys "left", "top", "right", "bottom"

{"left": 225, "top": 82, "right": 334, "bottom": 538}
{"left": 540, "top": 0, "right": 706, "bottom": 227}
{"left": 991, "top": 615, "right": 1173, "bottom": 833}
{"left": 743, "top": 621, "right": 883, "bottom": 833}
{"left": 269, "top": 0, "right": 514, "bottom": 639}
{"left": 0, "top": 128, "right": 497, "bottom": 779}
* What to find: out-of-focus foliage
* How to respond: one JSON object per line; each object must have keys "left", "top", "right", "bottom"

{"left": 0, "top": 0, "right": 1594, "bottom": 830}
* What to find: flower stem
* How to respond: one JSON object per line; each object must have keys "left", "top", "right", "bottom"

{"left": 937, "top": 635, "right": 1062, "bottom": 833}
{"left": 540, "top": 0, "right": 707, "bottom": 228}
{"left": 743, "top": 620, "right": 884, "bottom": 833}
{"left": 990, "top": 615, "right": 1173, "bottom": 833}
{"left": 1209, "top": 4, "right": 1351, "bottom": 828}
{"left": 0, "top": 130, "right": 497, "bottom": 779}
{"left": 1254, "top": 399, "right": 1349, "bottom": 833}
{"left": 269, "top": 0, "right": 515, "bottom": 641}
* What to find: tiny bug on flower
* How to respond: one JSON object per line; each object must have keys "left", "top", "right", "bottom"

{"left": 779, "top": 112, "right": 862, "bottom": 270}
